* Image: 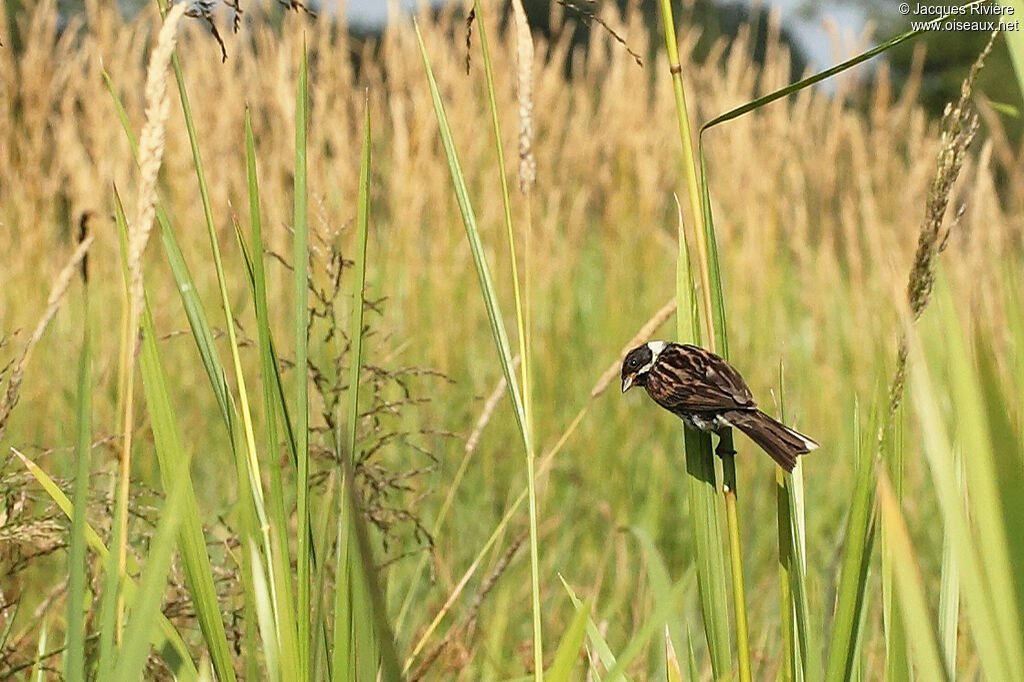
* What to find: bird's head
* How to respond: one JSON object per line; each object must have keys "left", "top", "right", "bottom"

{"left": 621, "top": 341, "right": 667, "bottom": 393}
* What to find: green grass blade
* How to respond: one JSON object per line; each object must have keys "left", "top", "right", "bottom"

{"left": 470, "top": 5, "right": 544, "bottom": 667}
{"left": 560, "top": 576, "right": 627, "bottom": 682}
{"left": 630, "top": 526, "right": 687, "bottom": 670}
{"left": 326, "top": 98, "right": 403, "bottom": 680}
{"left": 696, "top": 155, "right": 728, "bottom": 353}
{"left": 665, "top": 627, "right": 683, "bottom": 682}
{"left": 413, "top": 19, "right": 543, "bottom": 679}
{"left": 655, "top": 6, "right": 733, "bottom": 672}
{"left": 112, "top": 182, "right": 199, "bottom": 679}
{"left": 547, "top": 598, "right": 591, "bottom": 682}
{"left": 347, "top": 98, "right": 371, "bottom": 505}
{"left": 1005, "top": 1, "right": 1024, "bottom": 91}
{"left": 168, "top": 32, "right": 305, "bottom": 680}
{"left": 944, "top": 324, "right": 1024, "bottom": 673}
{"left": 30, "top": 621, "right": 47, "bottom": 682}
{"left": 668, "top": 159, "right": 730, "bottom": 679}
{"left": 338, "top": 457, "right": 404, "bottom": 680}
{"left": 699, "top": 1, "right": 989, "bottom": 132}
{"left": 14, "top": 448, "right": 198, "bottom": 680}
{"left": 111, "top": 469, "right": 190, "bottom": 680}
{"left": 907, "top": 316, "right": 1016, "bottom": 680}
{"left": 347, "top": 107, "right": 378, "bottom": 682}
{"left": 101, "top": 69, "right": 139, "bottom": 154}
{"left": 242, "top": 112, "right": 302, "bottom": 678}
{"left": 161, "top": 0, "right": 235, "bottom": 428}
{"left": 293, "top": 44, "right": 312, "bottom": 679}
{"left": 682, "top": 413, "right": 729, "bottom": 673}
{"left": 778, "top": 472, "right": 811, "bottom": 682}
{"left": 882, "top": 408, "right": 910, "bottom": 682}
{"left": 974, "top": 323, "right": 1024, "bottom": 648}
{"left": 411, "top": 21, "right": 527, "bottom": 452}
{"left": 823, "top": 436, "right": 876, "bottom": 682}
{"left": 877, "top": 471, "right": 949, "bottom": 682}
{"left": 937, "top": 439, "right": 962, "bottom": 676}
{"left": 64, "top": 301, "right": 91, "bottom": 682}
{"left": 104, "top": 64, "right": 233, "bottom": 431}
{"left": 0, "top": 602, "right": 17, "bottom": 653}
{"left": 603, "top": 573, "right": 692, "bottom": 682}
{"left": 937, "top": 525, "right": 960, "bottom": 675}
{"left": 785, "top": 464, "right": 818, "bottom": 676}
{"left": 686, "top": 628, "right": 700, "bottom": 682}
{"left": 111, "top": 182, "right": 234, "bottom": 681}
{"left": 472, "top": 0, "right": 530, "bottom": 416}
{"left": 96, "top": 441, "right": 124, "bottom": 677}
{"left": 138, "top": 301, "right": 238, "bottom": 678}
{"left": 158, "top": 217, "right": 233, "bottom": 423}
{"left": 168, "top": 38, "right": 304, "bottom": 682}
{"left": 721, "top": 454, "right": 750, "bottom": 682}
{"left": 333, "top": 93, "right": 374, "bottom": 682}
{"left": 775, "top": 355, "right": 814, "bottom": 676}
{"left": 250, "top": 543, "right": 282, "bottom": 681}
{"left": 331, "top": 505, "right": 354, "bottom": 680}
{"left": 927, "top": 290, "right": 1024, "bottom": 675}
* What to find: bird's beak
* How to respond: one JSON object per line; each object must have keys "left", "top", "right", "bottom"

{"left": 621, "top": 375, "right": 633, "bottom": 393}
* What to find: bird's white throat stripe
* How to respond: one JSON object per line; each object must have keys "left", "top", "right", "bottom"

{"left": 638, "top": 341, "right": 667, "bottom": 375}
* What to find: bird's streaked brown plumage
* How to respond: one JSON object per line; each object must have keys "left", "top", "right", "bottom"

{"left": 620, "top": 341, "right": 817, "bottom": 471}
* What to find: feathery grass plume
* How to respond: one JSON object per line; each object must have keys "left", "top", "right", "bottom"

{"left": 115, "top": 0, "right": 188, "bottom": 644}
{"left": 509, "top": 0, "right": 536, "bottom": 192}
{"left": 886, "top": 32, "right": 993, "bottom": 424}
{"left": 868, "top": 32, "right": 993, "bottom": 682}
{"left": 127, "top": 1, "right": 188, "bottom": 333}
{"left": 0, "top": 235, "right": 93, "bottom": 443}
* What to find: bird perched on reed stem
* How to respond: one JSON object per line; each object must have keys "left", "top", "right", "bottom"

{"left": 621, "top": 341, "right": 817, "bottom": 471}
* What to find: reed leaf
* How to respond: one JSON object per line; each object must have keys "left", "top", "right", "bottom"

{"left": 547, "top": 598, "right": 592, "bottom": 682}
{"left": 413, "top": 18, "right": 543, "bottom": 677}
{"left": 907, "top": 304, "right": 1018, "bottom": 681}
{"left": 293, "top": 45, "right": 312, "bottom": 679}
{"left": 14, "top": 448, "right": 197, "bottom": 680}
{"left": 63, "top": 298, "right": 91, "bottom": 682}
{"left": 877, "top": 470, "right": 949, "bottom": 682}
{"left": 242, "top": 107, "right": 301, "bottom": 682}
{"left": 823, "top": 429, "right": 877, "bottom": 682}
{"left": 561, "top": 576, "right": 628, "bottom": 682}
{"left": 109, "top": 471, "right": 189, "bottom": 680}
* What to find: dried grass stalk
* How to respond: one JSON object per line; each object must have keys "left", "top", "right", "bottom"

{"left": 127, "top": 1, "right": 188, "bottom": 329}
{"left": 0, "top": 235, "right": 94, "bottom": 442}
{"left": 509, "top": 0, "right": 536, "bottom": 192}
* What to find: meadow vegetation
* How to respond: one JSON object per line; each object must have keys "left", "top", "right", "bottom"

{"left": 0, "top": 0, "right": 1022, "bottom": 679}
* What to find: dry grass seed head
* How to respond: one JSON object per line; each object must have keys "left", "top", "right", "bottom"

{"left": 510, "top": 0, "right": 536, "bottom": 192}
{"left": 127, "top": 1, "right": 188, "bottom": 330}
{"left": 0, "top": 236, "right": 93, "bottom": 443}
{"left": 886, "top": 32, "right": 994, "bottom": 423}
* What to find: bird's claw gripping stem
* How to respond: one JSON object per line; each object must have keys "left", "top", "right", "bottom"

{"left": 715, "top": 434, "right": 737, "bottom": 458}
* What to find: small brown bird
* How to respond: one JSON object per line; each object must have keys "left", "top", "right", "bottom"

{"left": 620, "top": 341, "right": 817, "bottom": 471}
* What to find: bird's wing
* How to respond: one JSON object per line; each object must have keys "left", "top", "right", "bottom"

{"left": 686, "top": 345, "right": 757, "bottom": 407}
{"left": 648, "top": 344, "right": 757, "bottom": 412}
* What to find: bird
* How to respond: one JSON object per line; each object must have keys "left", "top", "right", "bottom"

{"left": 620, "top": 341, "right": 817, "bottom": 471}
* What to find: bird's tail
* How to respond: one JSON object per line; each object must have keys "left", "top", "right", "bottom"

{"left": 724, "top": 409, "right": 818, "bottom": 472}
